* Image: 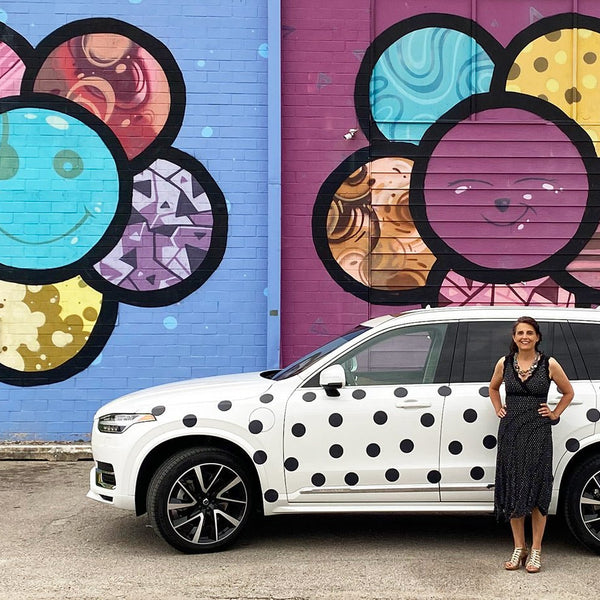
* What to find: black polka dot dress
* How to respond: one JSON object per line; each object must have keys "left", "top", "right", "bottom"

{"left": 494, "top": 354, "right": 553, "bottom": 521}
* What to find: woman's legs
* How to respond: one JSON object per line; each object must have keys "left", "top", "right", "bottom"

{"left": 531, "top": 507, "right": 547, "bottom": 549}
{"left": 509, "top": 516, "right": 526, "bottom": 548}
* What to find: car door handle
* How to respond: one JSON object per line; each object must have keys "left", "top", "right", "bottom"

{"left": 396, "top": 400, "right": 432, "bottom": 408}
{"left": 548, "top": 397, "right": 583, "bottom": 405}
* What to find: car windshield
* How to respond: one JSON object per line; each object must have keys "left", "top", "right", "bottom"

{"left": 271, "top": 326, "right": 369, "bottom": 380}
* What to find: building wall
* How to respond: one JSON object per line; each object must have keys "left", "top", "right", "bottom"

{"left": 0, "top": 0, "right": 270, "bottom": 440}
{"left": 6, "top": 0, "right": 600, "bottom": 441}
{"left": 281, "top": 0, "right": 600, "bottom": 365}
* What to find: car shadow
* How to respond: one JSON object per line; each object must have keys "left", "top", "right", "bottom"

{"left": 241, "top": 511, "right": 587, "bottom": 554}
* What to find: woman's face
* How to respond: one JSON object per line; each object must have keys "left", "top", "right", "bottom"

{"left": 512, "top": 322, "right": 540, "bottom": 352}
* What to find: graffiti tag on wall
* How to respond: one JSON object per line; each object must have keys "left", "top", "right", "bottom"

{"left": 314, "top": 13, "right": 600, "bottom": 308}
{"left": 0, "top": 19, "right": 227, "bottom": 386}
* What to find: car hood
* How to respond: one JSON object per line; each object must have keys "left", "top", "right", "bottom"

{"left": 94, "top": 371, "right": 276, "bottom": 417}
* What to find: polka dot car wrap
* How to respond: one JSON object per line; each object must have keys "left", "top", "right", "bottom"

{"left": 93, "top": 308, "right": 599, "bottom": 521}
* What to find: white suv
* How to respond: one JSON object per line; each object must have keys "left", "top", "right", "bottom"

{"left": 87, "top": 306, "right": 600, "bottom": 553}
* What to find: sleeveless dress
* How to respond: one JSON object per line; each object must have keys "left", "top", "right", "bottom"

{"left": 494, "top": 353, "right": 553, "bottom": 521}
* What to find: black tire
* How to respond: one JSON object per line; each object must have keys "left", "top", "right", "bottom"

{"left": 563, "top": 454, "right": 600, "bottom": 554}
{"left": 147, "top": 447, "right": 254, "bottom": 553}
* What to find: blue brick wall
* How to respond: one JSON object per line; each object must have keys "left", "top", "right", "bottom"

{"left": 0, "top": 0, "right": 270, "bottom": 440}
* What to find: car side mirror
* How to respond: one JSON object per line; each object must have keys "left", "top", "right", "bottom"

{"left": 319, "top": 364, "right": 346, "bottom": 397}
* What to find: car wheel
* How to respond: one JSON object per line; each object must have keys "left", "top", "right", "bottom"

{"left": 563, "top": 454, "right": 600, "bottom": 554}
{"left": 147, "top": 447, "right": 253, "bottom": 553}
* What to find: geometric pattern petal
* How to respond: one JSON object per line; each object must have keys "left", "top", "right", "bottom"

{"left": 93, "top": 154, "right": 217, "bottom": 296}
{"left": 0, "top": 42, "right": 26, "bottom": 99}
{"left": 438, "top": 272, "right": 576, "bottom": 307}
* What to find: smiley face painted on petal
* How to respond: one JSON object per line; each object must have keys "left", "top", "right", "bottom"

{"left": 0, "top": 107, "right": 121, "bottom": 271}
{"left": 423, "top": 107, "right": 590, "bottom": 270}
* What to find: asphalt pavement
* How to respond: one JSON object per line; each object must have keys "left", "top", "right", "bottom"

{"left": 0, "top": 460, "right": 596, "bottom": 599}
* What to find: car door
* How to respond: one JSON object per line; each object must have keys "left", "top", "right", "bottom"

{"left": 283, "top": 322, "right": 457, "bottom": 503}
{"left": 439, "top": 319, "right": 594, "bottom": 503}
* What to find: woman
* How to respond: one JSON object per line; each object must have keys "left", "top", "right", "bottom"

{"left": 489, "top": 316, "right": 573, "bottom": 573}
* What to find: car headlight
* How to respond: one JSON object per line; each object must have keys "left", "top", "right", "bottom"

{"left": 98, "top": 413, "right": 156, "bottom": 434}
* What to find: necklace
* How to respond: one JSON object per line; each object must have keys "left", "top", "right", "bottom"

{"left": 513, "top": 352, "right": 540, "bottom": 379}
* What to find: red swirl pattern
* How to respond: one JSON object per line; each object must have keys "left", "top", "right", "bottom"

{"left": 33, "top": 33, "right": 170, "bottom": 159}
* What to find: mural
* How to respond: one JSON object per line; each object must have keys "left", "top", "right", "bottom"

{"left": 313, "top": 12, "right": 600, "bottom": 308}
{"left": 0, "top": 19, "right": 227, "bottom": 386}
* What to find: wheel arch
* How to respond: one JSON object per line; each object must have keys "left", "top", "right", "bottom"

{"left": 557, "top": 439, "right": 600, "bottom": 514}
{"left": 134, "top": 435, "right": 263, "bottom": 516}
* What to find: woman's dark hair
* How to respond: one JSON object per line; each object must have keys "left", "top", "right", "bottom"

{"left": 509, "top": 316, "right": 542, "bottom": 354}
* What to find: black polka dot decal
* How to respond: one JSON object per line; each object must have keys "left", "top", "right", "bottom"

{"left": 249, "top": 420, "right": 263, "bottom": 434}
{"left": 399, "top": 439, "right": 414, "bottom": 453}
{"left": 463, "top": 409, "right": 478, "bottom": 423}
{"left": 253, "top": 450, "right": 267, "bottom": 465}
{"left": 385, "top": 468, "right": 399, "bottom": 482}
{"left": 302, "top": 392, "right": 316, "bottom": 402}
{"left": 329, "top": 413, "right": 343, "bottom": 427}
{"left": 329, "top": 444, "right": 344, "bottom": 458}
{"left": 183, "top": 414, "right": 197, "bottom": 428}
{"left": 218, "top": 400, "right": 232, "bottom": 411}
{"left": 345, "top": 472, "right": 359, "bottom": 486}
{"left": 479, "top": 386, "right": 490, "bottom": 398}
{"left": 366, "top": 443, "right": 381, "bottom": 457}
{"left": 352, "top": 389, "right": 366, "bottom": 399}
{"left": 470, "top": 467, "right": 484, "bottom": 480}
{"left": 292, "top": 423, "right": 306, "bottom": 437}
{"left": 264, "top": 489, "right": 279, "bottom": 503}
{"left": 587, "top": 408, "right": 600, "bottom": 422}
{"left": 483, "top": 435, "right": 497, "bottom": 449}
{"left": 448, "top": 441, "right": 463, "bottom": 455}
{"left": 373, "top": 411, "right": 388, "bottom": 425}
{"left": 151, "top": 405, "right": 165, "bottom": 416}
{"left": 438, "top": 386, "right": 451, "bottom": 397}
{"left": 566, "top": 438, "right": 580, "bottom": 452}
{"left": 284, "top": 457, "right": 299, "bottom": 471}
{"left": 420, "top": 413, "right": 435, "bottom": 427}
{"left": 260, "top": 393, "right": 274, "bottom": 404}
{"left": 427, "top": 470, "right": 441, "bottom": 484}
{"left": 394, "top": 387, "right": 408, "bottom": 398}
{"left": 311, "top": 473, "right": 326, "bottom": 486}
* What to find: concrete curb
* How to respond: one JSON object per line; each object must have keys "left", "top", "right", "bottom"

{"left": 0, "top": 444, "right": 92, "bottom": 461}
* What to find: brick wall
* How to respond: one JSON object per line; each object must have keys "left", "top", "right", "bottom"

{"left": 281, "top": 0, "right": 600, "bottom": 365}
{"left": 0, "top": 0, "right": 269, "bottom": 440}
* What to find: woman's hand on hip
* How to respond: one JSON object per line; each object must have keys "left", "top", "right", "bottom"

{"left": 538, "top": 403, "right": 557, "bottom": 420}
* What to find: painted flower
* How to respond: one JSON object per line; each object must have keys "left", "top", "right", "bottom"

{"left": 0, "top": 19, "right": 226, "bottom": 385}
{"left": 314, "top": 13, "right": 600, "bottom": 309}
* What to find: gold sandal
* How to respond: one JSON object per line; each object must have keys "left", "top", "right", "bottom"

{"left": 504, "top": 546, "right": 528, "bottom": 570}
{"left": 525, "top": 548, "right": 542, "bottom": 573}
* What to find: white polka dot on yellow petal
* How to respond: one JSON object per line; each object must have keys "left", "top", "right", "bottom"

{"left": 546, "top": 78, "right": 560, "bottom": 93}
{"left": 579, "top": 29, "right": 593, "bottom": 39}
{"left": 582, "top": 74, "right": 598, "bottom": 89}
{"left": 554, "top": 50, "right": 568, "bottom": 64}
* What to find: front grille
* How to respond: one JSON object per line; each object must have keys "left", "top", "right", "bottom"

{"left": 96, "top": 462, "right": 116, "bottom": 490}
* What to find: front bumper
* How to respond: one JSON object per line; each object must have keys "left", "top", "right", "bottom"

{"left": 87, "top": 463, "right": 136, "bottom": 511}
{"left": 86, "top": 419, "right": 144, "bottom": 511}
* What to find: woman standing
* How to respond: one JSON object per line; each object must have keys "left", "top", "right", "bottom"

{"left": 489, "top": 316, "right": 574, "bottom": 573}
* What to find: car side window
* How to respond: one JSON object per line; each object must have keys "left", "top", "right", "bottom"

{"left": 451, "top": 321, "right": 512, "bottom": 383}
{"left": 569, "top": 322, "right": 600, "bottom": 379}
{"left": 452, "top": 320, "right": 580, "bottom": 384}
{"left": 326, "top": 323, "right": 453, "bottom": 386}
